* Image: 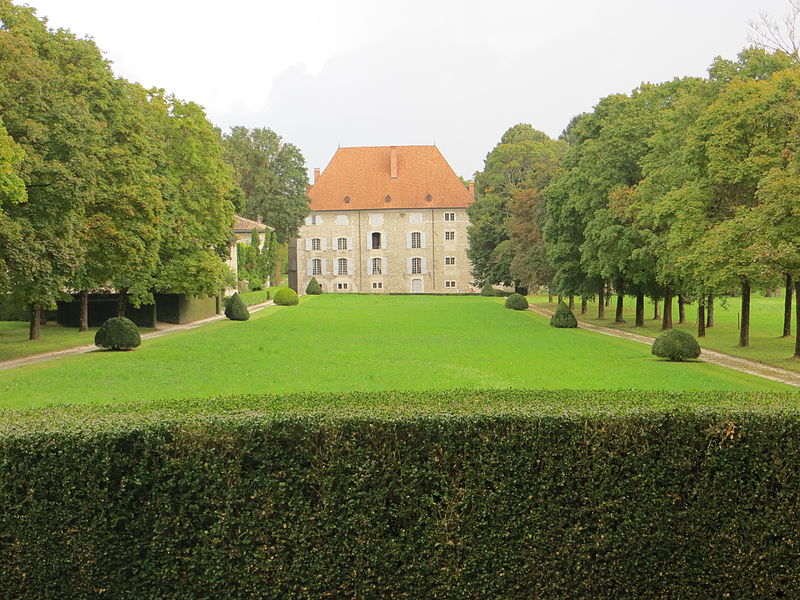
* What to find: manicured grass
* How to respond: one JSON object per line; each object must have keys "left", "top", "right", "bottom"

{"left": 0, "top": 321, "right": 102, "bottom": 362}
{"left": 0, "top": 295, "right": 791, "bottom": 410}
{"left": 532, "top": 293, "right": 800, "bottom": 372}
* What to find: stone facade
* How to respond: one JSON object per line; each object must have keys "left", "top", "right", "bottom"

{"left": 293, "top": 145, "right": 475, "bottom": 294}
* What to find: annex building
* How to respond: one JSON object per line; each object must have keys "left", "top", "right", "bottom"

{"left": 290, "top": 145, "right": 475, "bottom": 294}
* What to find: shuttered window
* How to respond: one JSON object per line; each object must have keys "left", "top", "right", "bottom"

{"left": 411, "top": 232, "right": 421, "bottom": 249}
{"left": 338, "top": 237, "right": 348, "bottom": 250}
{"left": 372, "top": 258, "right": 382, "bottom": 275}
{"left": 337, "top": 258, "right": 348, "bottom": 275}
{"left": 411, "top": 257, "right": 422, "bottom": 275}
{"left": 311, "top": 238, "right": 321, "bottom": 251}
{"left": 312, "top": 259, "right": 322, "bottom": 275}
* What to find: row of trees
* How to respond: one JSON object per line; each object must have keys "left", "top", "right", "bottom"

{"left": 0, "top": 2, "right": 309, "bottom": 339}
{"left": 468, "top": 48, "right": 800, "bottom": 358}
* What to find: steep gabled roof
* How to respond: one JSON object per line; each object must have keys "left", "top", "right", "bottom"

{"left": 308, "top": 145, "right": 473, "bottom": 211}
{"left": 233, "top": 215, "right": 273, "bottom": 233}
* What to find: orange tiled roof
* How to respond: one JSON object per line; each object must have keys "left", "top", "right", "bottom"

{"left": 233, "top": 215, "right": 273, "bottom": 233}
{"left": 308, "top": 145, "right": 474, "bottom": 211}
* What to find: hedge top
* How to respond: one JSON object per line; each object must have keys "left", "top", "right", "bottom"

{"left": 2, "top": 389, "right": 800, "bottom": 436}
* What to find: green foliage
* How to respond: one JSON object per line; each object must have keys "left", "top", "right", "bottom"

{"left": 93, "top": 316, "right": 141, "bottom": 350}
{"left": 305, "top": 277, "right": 322, "bottom": 295}
{"left": 480, "top": 281, "right": 496, "bottom": 296}
{"left": 550, "top": 300, "right": 578, "bottom": 328}
{"left": 224, "top": 292, "right": 249, "bottom": 321}
{"left": 1, "top": 392, "right": 800, "bottom": 598}
{"left": 652, "top": 329, "right": 701, "bottom": 361}
{"left": 504, "top": 292, "right": 529, "bottom": 310}
{"left": 273, "top": 287, "right": 299, "bottom": 306}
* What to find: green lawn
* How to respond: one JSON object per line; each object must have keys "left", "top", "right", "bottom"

{"left": 0, "top": 295, "right": 791, "bottom": 410}
{"left": 0, "top": 321, "right": 103, "bottom": 362}
{"left": 533, "top": 293, "right": 800, "bottom": 372}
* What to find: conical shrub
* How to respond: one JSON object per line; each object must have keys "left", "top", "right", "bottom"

{"left": 95, "top": 317, "right": 141, "bottom": 350}
{"left": 305, "top": 277, "right": 322, "bottom": 295}
{"left": 550, "top": 301, "right": 578, "bottom": 328}
{"left": 504, "top": 293, "right": 529, "bottom": 310}
{"left": 225, "top": 292, "right": 250, "bottom": 321}
{"left": 481, "top": 281, "right": 496, "bottom": 297}
{"left": 652, "top": 329, "right": 700, "bottom": 361}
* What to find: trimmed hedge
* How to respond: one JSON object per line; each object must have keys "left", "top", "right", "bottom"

{"left": 550, "top": 300, "right": 578, "bottom": 328}
{"left": 94, "top": 316, "right": 141, "bottom": 350}
{"left": 504, "top": 292, "right": 529, "bottom": 310}
{"left": 305, "top": 277, "right": 322, "bottom": 295}
{"left": 224, "top": 292, "right": 250, "bottom": 321}
{"left": 653, "top": 328, "right": 701, "bottom": 361}
{"left": 273, "top": 287, "right": 299, "bottom": 306}
{"left": 1, "top": 390, "right": 800, "bottom": 599}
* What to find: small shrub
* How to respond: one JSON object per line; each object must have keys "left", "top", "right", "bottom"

{"left": 94, "top": 317, "right": 141, "bottom": 351}
{"left": 305, "top": 277, "right": 322, "bottom": 295}
{"left": 652, "top": 329, "right": 701, "bottom": 361}
{"left": 504, "top": 293, "right": 529, "bottom": 310}
{"left": 225, "top": 292, "right": 250, "bottom": 321}
{"left": 550, "top": 301, "right": 578, "bottom": 328}
{"left": 273, "top": 288, "right": 299, "bottom": 306}
{"left": 480, "top": 282, "right": 495, "bottom": 297}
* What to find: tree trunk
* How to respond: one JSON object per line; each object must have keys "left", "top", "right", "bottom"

{"left": 661, "top": 287, "right": 673, "bottom": 330}
{"left": 117, "top": 287, "right": 129, "bottom": 318}
{"left": 614, "top": 292, "right": 625, "bottom": 323}
{"left": 739, "top": 279, "right": 750, "bottom": 348}
{"left": 653, "top": 299, "right": 661, "bottom": 320}
{"left": 605, "top": 283, "right": 611, "bottom": 306}
{"left": 568, "top": 295, "right": 575, "bottom": 310}
{"left": 635, "top": 294, "right": 644, "bottom": 327}
{"left": 558, "top": 294, "right": 563, "bottom": 304}
{"left": 79, "top": 290, "right": 89, "bottom": 332}
{"left": 29, "top": 305, "right": 41, "bottom": 341}
{"left": 580, "top": 298, "right": 587, "bottom": 314}
{"left": 794, "top": 280, "right": 800, "bottom": 359}
{"left": 678, "top": 295, "right": 686, "bottom": 324}
{"left": 548, "top": 290, "right": 553, "bottom": 303}
{"left": 698, "top": 303, "right": 706, "bottom": 338}
{"left": 598, "top": 284, "right": 605, "bottom": 320}
{"left": 707, "top": 295, "right": 714, "bottom": 327}
{"left": 784, "top": 274, "right": 793, "bottom": 337}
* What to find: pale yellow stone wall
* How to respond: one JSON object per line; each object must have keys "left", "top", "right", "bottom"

{"left": 296, "top": 208, "right": 475, "bottom": 294}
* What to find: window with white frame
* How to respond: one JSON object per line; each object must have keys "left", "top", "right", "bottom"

{"left": 445, "top": 256, "right": 456, "bottom": 265}
{"left": 445, "top": 231, "right": 455, "bottom": 241}
{"left": 311, "top": 238, "right": 321, "bottom": 251}
{"left": 372, "top": 282, "right": 383, "bottom": 289}
{"left": 337, "top": 258, "right": 348, "bottom": 275}
{"left": 371, "top": 232, "right": 381, "bottom": 249}
{"left": 337, "top": 237, "right": 348, "bottom": 250}
{"left": 337, "top": 282, "right": 348, "bottom": 290}
{"left": 444, "top": 212, "right": 455, "bottom": 222}
{"left": 411, "top": 232, "right": 422, "bottom": 249}
{"left": 371, "top": 257, "right": 382, "bottom": 275}
{"left": 411, "top": 257, "right": 422, "bottom": 275}
{"left": 445, "top": 280, "right": 456, "bottom": 288}
{"left": 312, "top": 259, "right": 322, "bottom": 275}
{"left": 309, "top": 214, "right": 320, "bottom": 225}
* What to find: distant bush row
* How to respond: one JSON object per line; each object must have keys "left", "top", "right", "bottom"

{"left": 1, "top": 390, "right": 799, "bottom": 598}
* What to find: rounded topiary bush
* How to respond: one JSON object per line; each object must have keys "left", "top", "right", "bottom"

{"left": 225, "top": 292, "right": 250, "bottom": 321}
{"left": 273, "top": 287, "right": 299, "bottom": 306}
{"left": 652, "top": 329, "right": 701, "bottom": 361}
{"left": 94, "top": 317, "right": 141, "bottom": 351}
{"left": 504, "top": 293, "right": 529, "bottom": 310}
{"left": 305, "top": 277, "right": 322, "bottom": 295}
{"left": 550, "top": 301, "right": 578, "bottom": 328}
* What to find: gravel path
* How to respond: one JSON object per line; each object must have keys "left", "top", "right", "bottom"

{"left": 0, "top": 301, "right": 275, "bottom": 371}
{"left": 528, "top": 305, "right": 800, "bottom": 388}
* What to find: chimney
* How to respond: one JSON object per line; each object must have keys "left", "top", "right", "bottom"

{"left": 390, "top": 148, "right": 398, "bottom": 179}
{"left": 313, "top": 168, "right": 320, "bottom": 183}
{"left": 468, "top": 181, "right": 475, "bottom": 199}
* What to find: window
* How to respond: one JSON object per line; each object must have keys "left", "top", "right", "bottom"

{"left": 344, "top": 196, "right": 350, "bottom": 204}
{"left": 372, "top": 282, "right": 383, "bottom": 289}
{"left": 311, "top": 238, "right": 321, "bottom": 251}
{"left": 445, "top": 231, "right": 455, "bottom": 241}
{"left": 336, "top": 214, "right": 349, "bottom": 225}
{"left": 409, "top": 213, "right": 422, "bottom": 224}
{"left": 371, "top": 232, "right": 381, "bottom": 249}
{"left": 425, "top": 194, "right": 432, "bottom": 202}
{"left": 385, "top": 194, "right": 391, "bottom": 203}
{"left": 444, "top": 212, "right": 455, "bottom": 222}
{"left": 371, "top": 258, "right": 382, "bottom": 275}
{"left": 411, "top": 257, "right": 422, "bottom": 275}
{"left": 312, "top": 259, "right": 322, "bottom": 275}
{"left": 337, "top": 237, "right": 348, "bottom": 250}
{"left": 445, "top": 256, "right": 456, "bottom": 265}
{"left": 337, "top": 258, "right": 348, "bottom": 276}
{"left": 445, "top": 280, "right": 456, "bottom": 288}
{"left": 411, "top": 232, "right": 421, "bottom": 249}
{"left": 337, "top": 282, "right": 348, "bottom": 290}
{"left": 307, "top": 214, "right": 321, "bottom": 225}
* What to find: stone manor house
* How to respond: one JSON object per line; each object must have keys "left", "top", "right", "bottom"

{"left": 289, "top": 145, "right": 475, "bottom": 294}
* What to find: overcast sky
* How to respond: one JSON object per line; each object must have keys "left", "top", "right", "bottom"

{"left": 26, "top": 0, "right": 790, "bottom": 179}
